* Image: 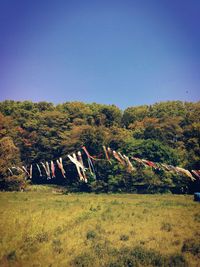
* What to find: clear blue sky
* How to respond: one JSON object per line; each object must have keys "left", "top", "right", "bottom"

{"left": 0, "top": 0, "right": 200, "bottom": 109}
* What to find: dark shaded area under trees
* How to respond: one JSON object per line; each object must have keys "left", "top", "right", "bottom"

{"left": 0, "top": 100, "right": 199, "bottom": 193}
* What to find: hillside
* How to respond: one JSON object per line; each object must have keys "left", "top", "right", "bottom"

{"left": 0, "top": 100, "right": 200, "bottom": 193}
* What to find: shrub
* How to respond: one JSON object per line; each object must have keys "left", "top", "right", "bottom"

{"left": 161, "top": 222, "right": 172, "bottom": 232}
{"left": 73, "top": 244, "right": 188, "bottom": 267}
{"left": 4, "top": 175, "right": 27, "bottom": 191}
{"left": 54, "top": 226, "right": 63, "bottom": 236}
{"left": 52, "top": 239, "right": 63, "bottom": 254}
{"left": 7, "top": 250, "right": 17, "bottom": 261}
{"left": 52, "top": 239, "right": 61, "bottom": 247}
{"left": 167, "top": 254, "right": 188, "bottom": 267}
{"left": 36, "top": 232, "right": 49, "bottom": 243}
{"left": 182, "top": 239, "right": 200, "bottom": 256}
{"left": 172, "top": 240, "right": 181, "bottom": 246}
{"left": 86, "top": 230, "right": 97, "bottom": 240}
{"left": 194, "top": 213, "right": 200, "bottom": 223}
{"left": 22, "top": 236, "right": 39, "bottom": 253}
{"left": 73, "top": 252, "right": 95, "bottom": 267}
{"left": 120, "top": 234, "right": 129, "bottom": 241}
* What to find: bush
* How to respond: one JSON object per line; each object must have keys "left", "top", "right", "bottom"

{"left": 194, "top": 213, "right": 200, "bottom": 222}
{"left": 73, "top": 244, "right": 188, "bottom": 267}
{"left": 161, "top": 222, "right": 172, "bottom": 232}
{"left": 167, "top": 254, "right": 188, "bottom": 267}
{"left": 86, "top": 230, "right": 97, "bottom": 240}
{"left": 73, "top": 252, "right": 96, "bottom": 267}
{"left": 36, "top": 232, "right": 49, "bottom": 243}
{"left": 3, "top": 175, "right": 27, "bottom": 191}
{"left": 182, "top": 239, "right": 200, "bottom": 257}
{"left": 52, "top": 239, "right": 63, "bottom": 254}
{"left": 7, "top": 250, "right": 17, "bottom": 261}
{"left": 120, "top": 234, "right": 129, "bottom": 241}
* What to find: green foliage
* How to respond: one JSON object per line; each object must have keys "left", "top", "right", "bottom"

{"left": 120, "top": 234, "right": 129, "bottom": 241}
{"left": 181, "top": 239, "right": 200, "bottom": 257}
{"left": 0, "top": 100, "right": 199, "bottom": 192}
{"left": 7, "top": 250, "right": 17, "bottom": 261}
{"left": 74, "top": 244, "right": 188, "bottom": 267}
{"left": 73, "top": 252, "right": 95, "bottom": 267}
{"left": 122, "top": 105, "right": 149, "bottom": 127}
{"left": 0, "top": 137, "right": 26, "bottom": 191}
{"left": 123, "top": 138, "right": 179, "bottom": 165}
{"left": 161, "top": 222, "right": 172, "bottom": 232}
{"left": 86, "top": 230, "right": 97, "bottom": 240}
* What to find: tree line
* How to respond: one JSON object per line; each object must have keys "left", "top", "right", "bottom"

{"left": 0, "top": 100, "right": 199, "bottom": 193}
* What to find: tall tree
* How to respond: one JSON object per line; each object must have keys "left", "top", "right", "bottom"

{"left": 0, "top": 137, "right": 25, "bottom": 191}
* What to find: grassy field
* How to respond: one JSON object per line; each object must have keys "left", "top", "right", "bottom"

{"left": 0, "top": 186, "right": 200, "bottom": 267}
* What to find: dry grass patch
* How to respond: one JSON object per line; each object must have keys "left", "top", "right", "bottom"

{"left": 0, "top": 188, "right": 199, "bottom": 266}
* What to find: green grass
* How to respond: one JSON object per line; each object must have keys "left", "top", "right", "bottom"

{"left": 0, "top": 186, "right": 200, "bottom": 266}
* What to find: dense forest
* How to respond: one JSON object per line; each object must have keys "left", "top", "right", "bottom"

{"left": 0, "top": 100, "right": 200, "bottom": 193}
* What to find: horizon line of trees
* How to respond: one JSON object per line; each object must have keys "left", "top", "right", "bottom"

{"left": 0, "top": 100, "right": 199, "bottom": 193}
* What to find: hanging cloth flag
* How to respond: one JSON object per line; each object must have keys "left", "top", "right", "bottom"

{"left": 22, "top": 166, "right": 29, "bottom": 177}
{"left": 103, "top": 146, "right": 112, "bottom": 164}
{"left": 56, "top": 157, "right": 66, "bottom": 178}
{"left": 141, "top": 159, "right": 156, "bottom": 168}
{"left": 51, "top": 161, "right": 56, "bottom": 178}
{"left": 141, "top": 159, "right": 149, "bottom": 167}
{"left": 87, "top": 157, "right": 96, "bottom": 178}
{"left": 41, "top": 162, "right": 47, "bottom": 178}
{"left": 160, "top": 163, "right": 171, "bottom": 171}
{"left": 82, "top": 146, "right": 99, "bottom": 161}
{"left": 77, "top": 151, "right": 87, "bottom": 182}
{"left": 73, "top": 153, "right": 84, "bottom": 181}
{"left": 131, "top": 157, "right": 146, "bottom": 166}
{"left": 118, "top": 152, "right": 127, "bottom": 165}
{"left": 117, "top": 152, "right": 135, "bottom": 172}
{"left": 41, "top": 162, "right": 51, "bottom": 179}
{"left": 123, "top": 154, "right": 135, "bottom": 172}
{"left": 107, "top": 147, "right": 113, "bottom": 157}
{"left": 8, "top": 168, "right": 13, "bottom": 175}
{"left": 82, "top": 146, "right": 96, "bottom": 178}
{"left": 176, "top": 167, "right": 196, "bottom": 181}
{"left": 22, "top": 165, "right": 32, "bottom": 179}
{"left": 146, "top": 160, "right": 156, "bottom": 168}
{"left": 68, "top": 154, "right": 82, "bottom": 180}
{"left": 168, "top": 165, "right": 180, "bottom": 173}
{"left": 68, "top": 153, "right": 85, "bottom": 181}
{"left": 191, "top": 170, "right": 200, "bottom": 179}
{"left": 36, "top": 164, "right": 42, "bottom": 177}
{"left": 30, "top": 164, "right": 33, "bottom": 179}
{"left": 46, "top": 162, "right": 51, "bottom": 180}
{"left": 113, "top": 151, "right": 126, "bottom": 166}
{"left": 68, "top": 154, "right": 86, "bottom": 170}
